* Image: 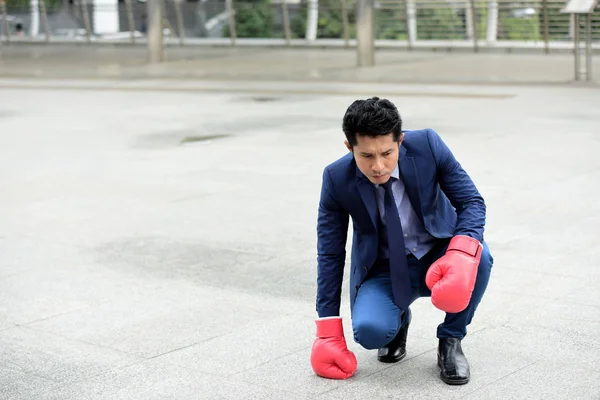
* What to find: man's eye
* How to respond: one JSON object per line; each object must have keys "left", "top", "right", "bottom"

{"left": 363, "top": 154, "right": 372, "bottom": 158}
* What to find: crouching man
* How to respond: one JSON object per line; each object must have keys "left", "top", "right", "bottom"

{"left": 310, "top": 97, "right": 493, "bottom": 385}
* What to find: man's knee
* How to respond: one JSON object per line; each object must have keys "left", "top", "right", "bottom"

{"left": 470, "top": 241, "right": 493, "bottom": 301}
{"left": 352, "top": 318, "right": 398, "bottom": 350}
{"left": 478, "top": 242, "right": 494, "bottom": 276}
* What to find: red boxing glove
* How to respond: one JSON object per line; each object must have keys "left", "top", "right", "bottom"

{"left": 425, "top": 235, "right": 483, "bottom": 313}
{"left": 310, "top": 317, "right": 357, "bottom": 380}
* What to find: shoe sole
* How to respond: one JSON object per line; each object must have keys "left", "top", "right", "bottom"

{"left": 377, "top": 351, "right": 407, "bottom": 363}
{"left": 437, "top": 360, "right": 470, "bottom": 385}
{"left": 439, "top": 374, "right": 470, "bottom": 385}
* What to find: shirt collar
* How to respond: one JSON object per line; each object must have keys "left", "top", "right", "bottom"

{"left": 391, "top": 164, "right": 399, "bottom": 180}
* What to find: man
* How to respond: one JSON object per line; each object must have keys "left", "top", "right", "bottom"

{"left": 310, "top": 97, "right": 493, "bottom": 385}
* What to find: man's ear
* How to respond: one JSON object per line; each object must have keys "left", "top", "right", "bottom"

{"left": 344, "top": 140, "right": 352, "bottom": 152}
{"left": 398, "top": 132, "right": 404, "bottom": 146}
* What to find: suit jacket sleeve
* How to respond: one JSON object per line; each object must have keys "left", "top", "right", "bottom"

{"left": 426, "top": 129, "right": 486, "bottom": 242}
{"left": 316, "top": 168, "right": 349, "bottom": 318}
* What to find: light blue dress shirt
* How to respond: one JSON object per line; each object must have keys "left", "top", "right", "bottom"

{"left": 374, "top": 165, "right": 436, "bottom": 260}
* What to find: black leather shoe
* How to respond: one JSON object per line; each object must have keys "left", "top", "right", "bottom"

{"left": 377, "top": 309, "right": 411, "bottom": 363}
{"left": 437, "top": 338, "right": 470, "bottom": 385}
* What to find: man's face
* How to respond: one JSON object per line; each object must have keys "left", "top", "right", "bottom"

{"left": 346, "top": 133, "right": 402, "bottom": 185}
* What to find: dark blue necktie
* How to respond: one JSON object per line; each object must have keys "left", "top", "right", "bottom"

{"left": 383, "top": 179, "right": 412, "bottom": 312}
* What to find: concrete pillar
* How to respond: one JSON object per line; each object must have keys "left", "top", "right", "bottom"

{"left": 306, "top": 0, "right": 318, "bottom": 41}
{"left": 30, "top": 0, "right": 40, "bottom": 36}
{"left": 486, "top": 1, "right": 498, "bottom": 42}
{"left": 148, "top": 0, "right": 164, "bottom": 63}
{"left": 465, "top": 2, "right": 473, "bottom": 40}
{"left": 407, "top": 0, "right": 416, "bottom": 46}
{"left": 356, "top": 0, "right": 375, "bottom": 67}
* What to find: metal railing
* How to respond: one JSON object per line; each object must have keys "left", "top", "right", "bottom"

{"left": 0, "top": 0, "right": 598, "bottom": 52}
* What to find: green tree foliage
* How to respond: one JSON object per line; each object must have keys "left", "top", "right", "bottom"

{"left": 375, "top": 5, "right": 407, "bottom": 39}
{"left": 291, "top": 0, "right": 355, "bottom": 39}
{"left": 501, "top": 16, "right": 540, "bottom": 40}
{"left": 497, "top": 7, "right": 540, "bottom": 40}
{"left": 224, "top": 0, "right": 563, "bottom": 42}
{"left": 416, "top": 6, "right": 463, "bottom": 39}
{"left": 538, "top": 4, "right": 570, "bottom": 40}
{"left": 225, "top": 0, "right": 275, "bottom": 38}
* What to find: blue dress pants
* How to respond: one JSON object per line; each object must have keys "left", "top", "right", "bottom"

{"left": 351, "top": 238, "right": 494, "bottom": 350}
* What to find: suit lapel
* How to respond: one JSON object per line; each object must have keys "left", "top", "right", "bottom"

{"left": 398, "top": 145, "right": 424, "bottom": 219}
{"left": 356, "top": 166, "right": 380, "bottom": 231}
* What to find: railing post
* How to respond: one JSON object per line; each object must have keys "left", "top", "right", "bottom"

{"left": 175, "top": 0, "right": 185, "bottom": 46}
{"left": 405, "top": 0, "right": 416, "bottom": 50}
{"left": 81, "top": 0, "right": 92, "bottom": 43}
{"left": 306, "top": 0, "right": 318, "bottom": 41}
{"left": 486, "top": 0, "right": 498, "bottom": 42}
{"left": 341, "top": 0, "right": 350, "bottom": 48}
{"left": 542, "top": 0, "right": 550, "bottom": 54}
{"left": 282, "top": 0, "right": 291, "bottom": 45}
{"left": 0, "top": 0, "right": 10, "bottom": 43}
{"left": 585, "top": 12, "right": 592, "bottom": 81}
{"left": 31, "top": 0, "right": 40, "bottom": 37}
{"left": 573, "top": 13, "right": 580, "bottom": 80}
{"left": 560, "top": 0, "right": 595, "bottom": 82}
{"left": 40, "top": 0, "right": 50, "bottom": 42}
{"left": 469, "top": 0, "right": 479, "bottom": 52}
{"left": 125, "top": 0, "right": 136, "bottom": 43}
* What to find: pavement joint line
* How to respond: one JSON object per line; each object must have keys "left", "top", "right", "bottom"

{"left": 146, "top": 313, "right": 317, "bottom": 364}
{"left": 3, "top": 361, "right": 63, "bottom": 384}
{"left": 228, "top": 345, "right": 314, "bottom": 379}
{"left": 0, "top": 325, "right": 17, "bottom": 333}
{"left": 149, "top": 312, "right": 308, "bottom": 359}
{"left": 15, "top": 306, "right": 93, "bottom": 327}
{"left": 458, "top": 360, "right": 542, "bottom": 399}
{"left": 1, "top": 341, "right": 147, "bottom": 392}
{"left": 32, "top": 358, "right": 157, "bottom": 395}
{"left": 16, "top": 325, "right": 146, "bottom": 359}
{"left": 146, "top": 336, "right": 226, "bottom": 361}
{"left": 0, "top": 84, "right": 516, "bottom": 99}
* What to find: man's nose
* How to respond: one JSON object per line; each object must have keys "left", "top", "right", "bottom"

{"left": 372, "top": 158, "right": 384, "bottom": 172}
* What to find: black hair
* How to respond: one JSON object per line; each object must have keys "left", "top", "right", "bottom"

{"left": 342, "top": 97, "right": 402, "bottom": 147}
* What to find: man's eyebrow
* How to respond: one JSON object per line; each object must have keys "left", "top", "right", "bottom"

{"left": 360, "top": 152, "right": 372, "bottom": 156}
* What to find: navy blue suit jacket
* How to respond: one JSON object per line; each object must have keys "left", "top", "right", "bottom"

{"left": 316, "top": 128, "right": 486, "bottom": 318}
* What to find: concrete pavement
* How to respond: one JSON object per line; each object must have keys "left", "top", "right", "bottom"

{"left": 0, "top": 47, "right": 599, "bottom": 399}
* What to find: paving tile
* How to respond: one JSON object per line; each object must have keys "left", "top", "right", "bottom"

{"left": 0, "top": 326, "right": 141, "bottom": 386}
